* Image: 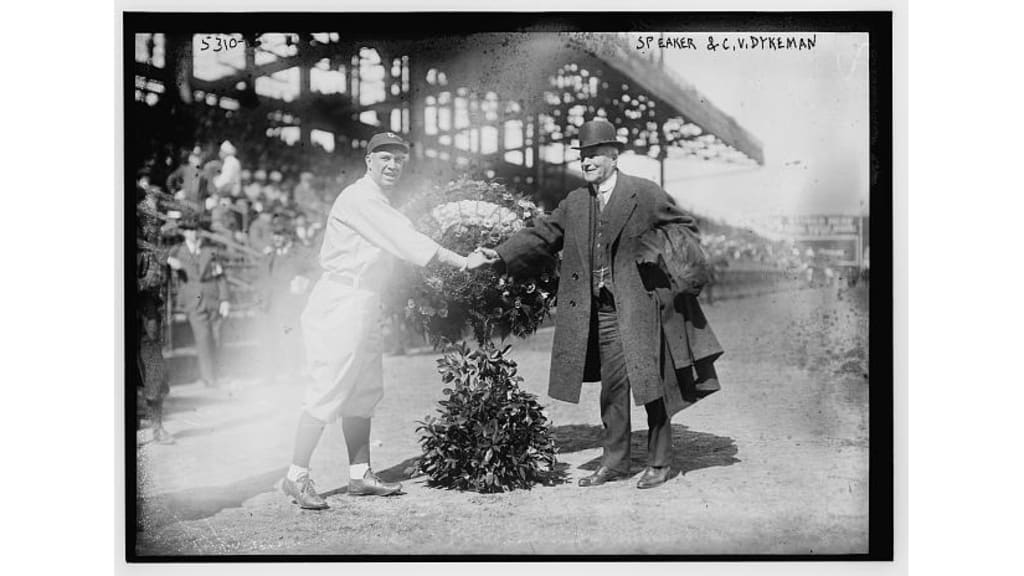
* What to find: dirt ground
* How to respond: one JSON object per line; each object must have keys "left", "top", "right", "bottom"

{"left": 132, "top": 283, "right": 869, "bottom": 556}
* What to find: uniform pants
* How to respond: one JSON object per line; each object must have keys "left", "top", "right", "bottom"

{"left": 596, "top": 291, "right": 672, "bottom": 473}
{"left": 300, "top": 280, "right": 385, "bottom": 422}
{"left": 188, "top": 308, "right": 222, "bottom": 384}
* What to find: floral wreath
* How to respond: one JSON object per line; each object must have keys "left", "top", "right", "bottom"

{"left": 396, "top": 177, "right": 559, "bottom": 347}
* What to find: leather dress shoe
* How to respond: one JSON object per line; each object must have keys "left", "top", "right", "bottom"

{"left": 281, "top": 475, "right": 329, "bottom": 510}
{"left": 578, "top": 466, "right": 629, "bottom": 487}
{"left": 348, "top": 469, "right": 402, "bottom": 497}
{"left": 636, "top": 466, "right": 670, "bottom": 489}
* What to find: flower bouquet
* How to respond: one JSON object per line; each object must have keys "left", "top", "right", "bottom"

{"left": 397, "top": 177, "right": 563, "bottom": 492}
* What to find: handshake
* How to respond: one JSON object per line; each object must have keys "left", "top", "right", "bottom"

{"left": 463, "top": 247, "right": 501, "bottom": 271}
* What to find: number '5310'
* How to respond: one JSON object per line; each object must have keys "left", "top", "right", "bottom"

{"left": 198, "top": 35, "right": 244, "bottom": 52}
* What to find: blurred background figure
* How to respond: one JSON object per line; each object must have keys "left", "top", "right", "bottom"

{"left": 245, "top": 169, "right": 267, "bottom": 205}
{"left": 263, "top": 170, "right": 285, "bottom": 210}
{"left": 213, "top": 140, "right": 242, "bottom": 198}
{"left": 166, "top": 216, "right": 231, "bottom": 388}
{"left": 248, "top": 209, "right": 276, "bottom": 255}
{"left": 136, "top": 168, "right": 174, "bottom": 444}
{"left": 165, "top": 147, "right": 204, "bottom": 212}
{"left": 293, "top": 171, "right": 321, "bottom": 215}
{"left": 292, "top": 211, "right": 322, "bottom": 248}
{"left": 137, "top": 300, "right": 173, "bottom": 444}
{"left": 257, "top": 215, "right": 314, "bottom": 385}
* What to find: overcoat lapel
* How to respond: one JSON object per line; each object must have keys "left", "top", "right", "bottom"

{"left": 572, "top": 188, "right": 592, "bottom": 276}
{"left": 602, "top": 174, "right": 637, "bottom": 248}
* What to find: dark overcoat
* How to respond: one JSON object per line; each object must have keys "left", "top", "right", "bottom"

{"left": 496, "top": 171, "right": 722, "bottom": 414}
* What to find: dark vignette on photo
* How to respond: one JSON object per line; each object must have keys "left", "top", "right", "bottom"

{"left": 123, "top": 10, "right": 893, "bottom": 564}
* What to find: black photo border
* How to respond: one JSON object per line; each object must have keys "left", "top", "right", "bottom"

{"left": 122, "top": 10, "right": 894, "bottom": 564}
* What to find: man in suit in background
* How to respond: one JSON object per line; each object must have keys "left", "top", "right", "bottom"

{"left": 258, "top": 215, "right": 314, "bottom": 385}
{"left": 167, "top": 216, "right": 231, "bottom": 388}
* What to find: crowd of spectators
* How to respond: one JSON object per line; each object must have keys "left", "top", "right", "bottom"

{"left": 158, "top": 140, "right": 342, "bottom": 255}
{"left": 697, "top": 219, "right": 866, "bottom": 290}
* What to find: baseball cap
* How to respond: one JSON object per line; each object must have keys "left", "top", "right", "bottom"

{"left": 367, "top": 132, "right": 410, "bottom": 154}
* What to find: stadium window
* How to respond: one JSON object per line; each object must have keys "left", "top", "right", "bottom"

{"left": 504, "top": 151, "right": 524, "bottom": 166}
{"left": 481, "top": 126, "right": 498, "bottom": 155}
{"left": 192, "top": 34, "right": 245, "bottom": 81}
{"left": 543, "top": 143, "right": 565, "bottom": 164}
{"left": 424, "top": 105, "right": 438, "bottom": 135}
{"left": 279, "top": 126, "right": 301, "bottom": 146}
{"left": 504, "top": 120, "right": 524, "bottom": 150}
{"left": 311, "top": 129, "right": 336, "bottom": 153}
{"left": 151, "top": 34, "right": 166, "bottom": 68}
{"left": 359, "top": 110, "right": 380, "bottom": 126}
{"left": 390, "top": 109, "right": 402, "bottom": 133}
{"left": 255, "top": 67, "right": 301, "bottom": 102}
{"left": 311, "top": 62, "right": 346, "bottom": 95}
{"left": 135, "top": 33, "right": 151, "bottom": 64}
{"left": 454, "top": 98, "right": 469, "bottom": 129}
{"left": 358, "top": 47, "right": 386, "bottom": 106}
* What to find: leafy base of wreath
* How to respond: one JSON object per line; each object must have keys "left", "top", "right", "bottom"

{"left": 415, "top": 341, "right": 565, "bottom": 492}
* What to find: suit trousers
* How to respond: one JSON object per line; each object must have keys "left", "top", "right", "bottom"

{"left": 188, "top": 308, "right": 223, "bottom": 385}
{"left": 596, "top": 290, "right": 671, "bottom": 473}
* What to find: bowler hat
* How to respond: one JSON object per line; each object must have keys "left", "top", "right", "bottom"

{"left": 367, "top": 131, "right": 410, "bottom": 154}
{"left": 573, "top": 118, "right": 625, "bottom": 150}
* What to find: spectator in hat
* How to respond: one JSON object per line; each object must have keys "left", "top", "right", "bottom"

{"left": 166, "top": 216, "right": 231, "bottom": 388}
{"left": 280, "top": 131, "right": 490, "bottom": 510}
{"left": 213, "top": 140, "right": 242, "bottom": 198}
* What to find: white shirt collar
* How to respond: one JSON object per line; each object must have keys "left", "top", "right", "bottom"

{"left": 597, "top": 170, "right": 618, "bottom": 195}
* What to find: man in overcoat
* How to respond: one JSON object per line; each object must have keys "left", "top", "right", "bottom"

{"left": 480, "top": 118, "right": 723, "bottom": 489}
